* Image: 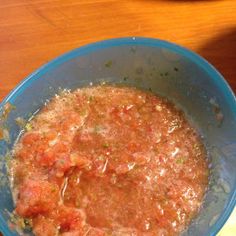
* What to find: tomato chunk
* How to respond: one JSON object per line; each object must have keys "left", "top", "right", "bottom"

{"left": 16, "top": 180, "right": 59, "bottom": 217}
{"left": 22, "top": 132, "right": 40, "bottom": 146}
{"left": 33, "top": 216, "right": 58, "bottom": 236}
{"left": 57, "top": 206, "right": 85, "bottom": 232}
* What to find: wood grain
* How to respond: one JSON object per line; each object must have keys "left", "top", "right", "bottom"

{"left": 0, "top": 1, "right": 235, "bottom": 235}
{"left": 0, "top": 0, "right": 236, "bottom": 102}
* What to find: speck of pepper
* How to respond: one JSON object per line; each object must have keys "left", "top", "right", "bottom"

{"left": 105, "top": 60, "right": 112, "bottom": 68}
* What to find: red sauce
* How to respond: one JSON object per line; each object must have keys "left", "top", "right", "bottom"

{"left": 11, "top": 86, "right": 209, "bottom": 236}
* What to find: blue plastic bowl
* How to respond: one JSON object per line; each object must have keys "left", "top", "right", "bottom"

{"left": 0, "top": 37, "right": 235, "bottom": 236}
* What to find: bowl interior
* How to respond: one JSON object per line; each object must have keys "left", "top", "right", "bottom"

{"left": 0, "top": 38, "right": 236, "bottom": 236}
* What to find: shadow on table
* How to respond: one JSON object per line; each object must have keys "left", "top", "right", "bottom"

{"left": 197, "top": 28, "right": 236, "bottom": 93}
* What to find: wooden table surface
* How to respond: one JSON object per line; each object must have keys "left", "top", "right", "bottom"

{"left": 0, "top": 0, "right": 236, "bottom": 235}
{"left": 1, "top": 0, "right": 236, "bottom": 102}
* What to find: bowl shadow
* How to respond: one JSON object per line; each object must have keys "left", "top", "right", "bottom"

{"left": 197, "top": 29, "right": 236, "bottom": 93}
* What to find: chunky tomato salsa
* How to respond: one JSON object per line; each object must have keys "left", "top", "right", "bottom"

{"left": 11, "top": 86, "right": 209, "bottom": 236}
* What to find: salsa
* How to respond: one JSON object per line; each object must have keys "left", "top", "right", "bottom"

{"left": 11, "top": 86, "right": 209, "bottom": 236}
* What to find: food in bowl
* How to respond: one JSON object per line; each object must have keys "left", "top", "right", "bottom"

{"left": 10, "top": 85, "right": 209, "bottom": 236}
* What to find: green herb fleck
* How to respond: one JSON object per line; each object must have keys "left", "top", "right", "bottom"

{"left": 23, "top": 218, "right": 32, "bottom": 230}
{"left": 103, "top": 143, "right": 109, "bottom": 148}
{"left": 10, "top": 213, "right": 18, "bottom": 224}
{"left": 12, "top": 104, "right": 16, "bottom": 110}
{"left": 10, "top": 214, "right": 32, "bottom": 230}
{"left": 174, "top": 67, "right": 179, "bottom": 72}
{"left": 59, "top": 159, "right": 65, "bottom": 165}
{"left": 97, "top": 155, "right": 105, "bottom": 161}
{"left": 18, "top": 218, "right": 26, "bottom": 229}
{"left": 5, "top": 152, "right": 12, "bottom": 168}
{"left": 176, "top": 157, "right": 186, "bottom": 164}
{"left": 105, "top": 60, "right": 112, "bottom": 68}
{"left": 165, "top": 72, "right": 169, "bottom": 76}
{"left": 25, "top": 123, "right": 32, "bottom": 131}
{"left": 123, "top": 76, "right": 128, "bottom": 81}
{"left": 80, "top": 109, "right": 87, "bottom": 116}
{"left": 148, "top": 87, "right": 153, "bottom": 92}
{"left": 94, "top": 125, "right": 102, "bottom": 133}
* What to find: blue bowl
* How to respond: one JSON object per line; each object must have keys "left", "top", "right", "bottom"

{"left": 0, "top": 37, "right": 236, "bottom": 236}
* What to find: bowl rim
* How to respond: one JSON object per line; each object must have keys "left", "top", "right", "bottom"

{"left": 0, "top": 37, "right": 235, "bottom": 236}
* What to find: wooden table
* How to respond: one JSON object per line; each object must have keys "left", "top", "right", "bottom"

{"left": 0, "top": 0, "right": 235, "bottom": 235}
